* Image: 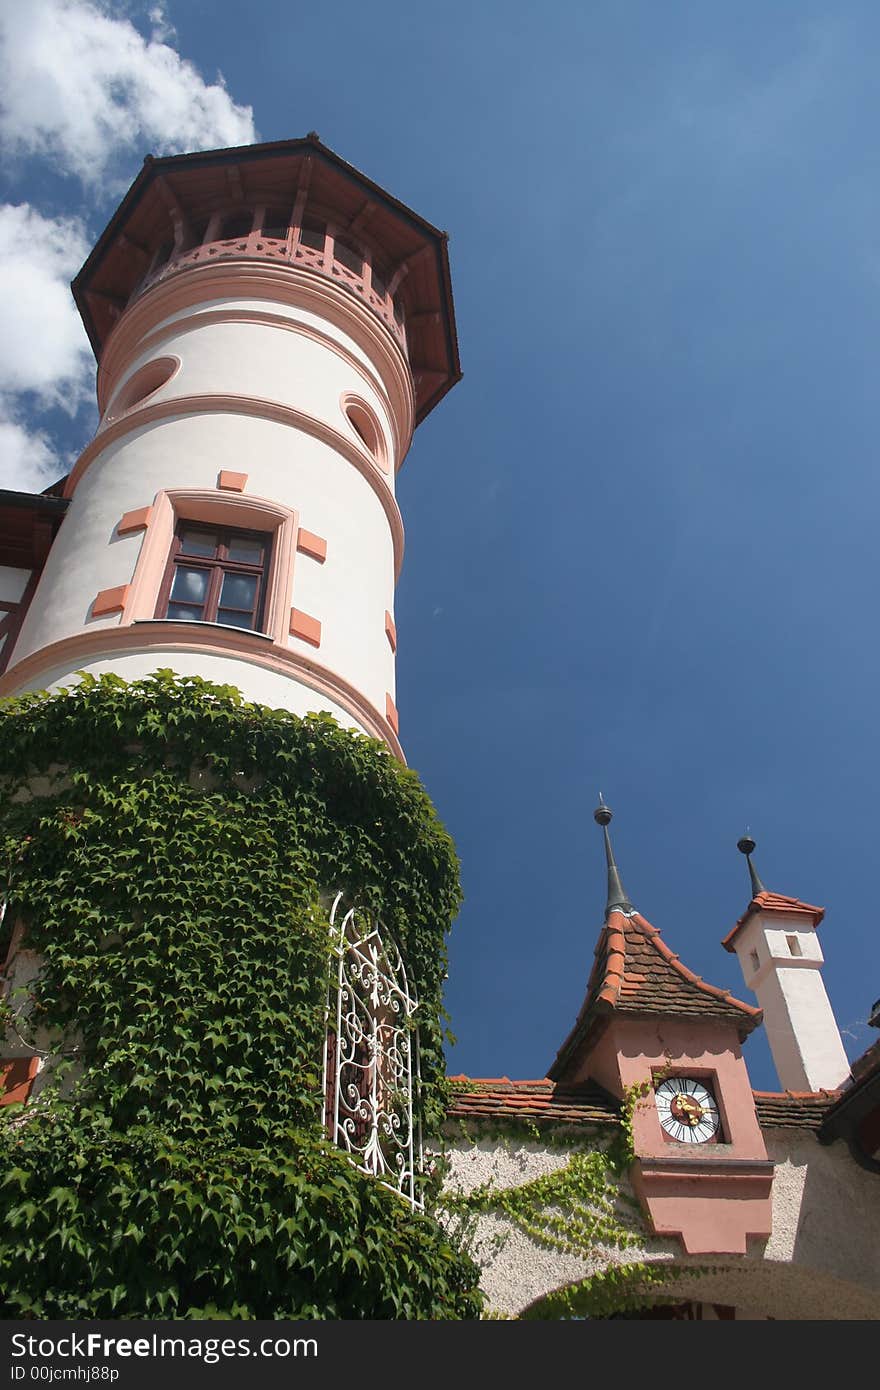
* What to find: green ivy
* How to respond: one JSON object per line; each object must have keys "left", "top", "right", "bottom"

{"left": 0, "top": 672, "right": 482, "bottom": 1319}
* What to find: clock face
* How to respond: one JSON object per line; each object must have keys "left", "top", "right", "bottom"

{"left": 655, "top": 1078, "right": 721, "bottom": 1144}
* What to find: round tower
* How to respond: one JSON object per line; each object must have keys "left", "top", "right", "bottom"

{"left": 0, "top": 136, "right": 460, "bottom": 757}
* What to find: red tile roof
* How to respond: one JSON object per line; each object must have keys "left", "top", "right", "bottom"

{"left": 446, "top": 1076, "right": 619, "bottom": 1128}
{"left": 752, "top": 1090, "right": 838, "bottom": 1128}
{"left": 445, "top": 1078, "right": 831, "bottom": 1133}
{"left": 549, "top": 908, "right": 762, "bottom": 1080}
{"left": 722, "top": 891, "right": 824, "bottom": 952}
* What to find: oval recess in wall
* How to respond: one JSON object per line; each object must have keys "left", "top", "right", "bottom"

{"left": 342, "top": 395, "right": 389, "bottom": 474}
{"left": 106, "top": 356, "right": 179, "bottom": 420}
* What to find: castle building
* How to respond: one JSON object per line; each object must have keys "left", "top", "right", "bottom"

{"left": 0, "top": 137, "right": 877, "bottom": 1319}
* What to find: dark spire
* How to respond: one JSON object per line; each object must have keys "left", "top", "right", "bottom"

{"left": 594, "top": 796, "right": 633, "bottom": 915}
{"left": 736, "top": 832, "right": 767, "bottom": 899}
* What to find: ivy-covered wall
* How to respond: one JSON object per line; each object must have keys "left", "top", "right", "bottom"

{"left": 0, "top": 673, "right": 482, "bottom": 1319}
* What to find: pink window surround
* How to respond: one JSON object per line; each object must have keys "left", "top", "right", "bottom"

{"left": 385, "top": 693, "right": 399, "bottom": 734}
{"left": 64, "top": 391, "right": 406, "bottom": 581}
{"left": 384, "top": 611, "right": 397, "bottom": 652}
{"left": 117, "top": 506, "right": 153, "bottom": 536}
{"left": 289, "top": 608, "right": 322, "bottom": 648}
{"left": 119, "top": 489, "right": 298, "bottom": 647}
{"left": 218, "top": 470, "right": 248, "bottom": 492}
{"left": 296, "top": 529, "right": 327, "bottom": 563}
{"left": 92, "top": 585, "right": 130, "bottom": 617}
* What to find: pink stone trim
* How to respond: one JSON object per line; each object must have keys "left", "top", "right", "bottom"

{"left": 95, "top": 263, "right": 414, "bottom": 464}
{"left": 117, "top": 506, "right": 152, "bottom": 536}
{"left": 217, "top": 470, "right": 248, "bottom": 492}
{"left": 289, "top": 608, "right": 322, "bottom": 647}
{"left": 92, "top": 585, "right": 129, "bottom": 617}
{"left": 0, "top": 626, "right": 405, "bottom": 761}
{"left": 65, "top": 394, "right": 405, "bottom": 581}
{"left": 385, "top": 692, "right": 399, "bottom": 734}
{"left": 122, "top": 489, "right": 298, "bottom": 648}
{"left": 296, "top": 529, "right": 327, "bottom": 563}
{"left": 384, "top": 611, "right": 397, "bottom": 652}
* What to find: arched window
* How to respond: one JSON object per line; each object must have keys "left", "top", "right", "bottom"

{"left": 322, "top": 893, "right": 422, "bottom": 1208}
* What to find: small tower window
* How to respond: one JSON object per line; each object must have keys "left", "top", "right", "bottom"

{"left": 155, "top": 523, "right": 271, "bottom": 632}
{"left": 786, "top": 935, "right": 803, "bottom": 957}
{"left": 749, "top": 950, "right": 760, "bottom": 973}
{"left": 322, "top": 894, "right": 422, "bottom": 1208}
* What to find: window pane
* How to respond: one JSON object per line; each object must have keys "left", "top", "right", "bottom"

{"left": 167, "top": 603, "right": 204, "bottom": 621}
{"left": 171, "top": 566, "right": 210, "bottom": 602}
{"left": 179, "top": 530, "right": 217, "bottom": 557}
{"left": 217, "top": 609, "right": 254, "bottom": 630}
{"left": 226, "top": 537, "right": 263, "bottom": 565}
{"left": 220, "top": 572, "right": 258, "bottom": 610}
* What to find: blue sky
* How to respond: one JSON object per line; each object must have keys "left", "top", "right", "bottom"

{"left": 1, "top": 2, "right": 878, "bottom": 1090}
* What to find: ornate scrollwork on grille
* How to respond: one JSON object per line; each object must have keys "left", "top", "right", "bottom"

{"left": 322, "top": 893, "right": 422, "bottom": 1209}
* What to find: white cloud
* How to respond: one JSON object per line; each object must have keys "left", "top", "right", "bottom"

{"left": 0, "top": 203, "right": 94, "bottom": 414}
{"left": 0, "top": 417, "right": 65, "bottom": 493}
{"left": 0, "top": 5, "right": 258, "bottom": 493}
{"left": 0, "top": 0, "right": 256, "bottom": 188}
{"left": 0, "top": 204, "right": 94, "bottom": 491}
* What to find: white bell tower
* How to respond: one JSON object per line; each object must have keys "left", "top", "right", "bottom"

{"left": 722, "top": 835, "right": 850, "bottom": 1092}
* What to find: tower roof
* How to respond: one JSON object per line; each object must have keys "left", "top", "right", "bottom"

{"left": 722, "top": 835, "right": 824, "bottom": 951}
{"left": 549, "top": 906, "right": 763, "bottom": 1079}
{"left": 549, "top": 807, "right": 762, "bottom": 1080}
{"left": 71, "top": 134, "right": 460, "bottom": 424}
{"left": 722, "top": 891, "right": 825, "bottom": 951}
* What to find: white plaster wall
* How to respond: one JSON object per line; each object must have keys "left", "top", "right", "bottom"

{"left": 0, "top": 567, "right": 31, "bottom": 603}
{"left": 768, "top": 969, "right": 850, "bottom": 1091}
{"left": 103, "top": 313, "right": 397, "bottom": 481}
{"left": 143, "top": 297, "right": 385, "bottom": 392}
{"left": 443, "top": 1129, "right": 880, "bottom": 1318}
{"left": 7, "top": 412, "right": 397, "bottom": 721}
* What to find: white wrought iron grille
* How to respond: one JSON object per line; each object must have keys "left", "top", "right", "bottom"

{"left": 322, "top": 893, "right": 422, "bottom": 1209}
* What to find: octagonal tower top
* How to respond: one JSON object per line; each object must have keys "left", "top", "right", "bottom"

{"left": 72, "top": 133, "right": 460, "bottom": 425}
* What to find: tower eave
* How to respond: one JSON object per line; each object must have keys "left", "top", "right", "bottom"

{"left": 71, "top": 136, "right": 460, "bottom": 426}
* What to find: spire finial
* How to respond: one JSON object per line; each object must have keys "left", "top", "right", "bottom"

{"left": 593, "top": 798, "right": 633, "bottom": 914}
{"left": 737, "top": 831, "right": 767, "bottom": 899}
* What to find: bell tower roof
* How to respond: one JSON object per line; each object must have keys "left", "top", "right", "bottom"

{"left": 722, "top": 834, "right": 824, "bottom": 951}
{"left": 71, "top": 133, "right": 460, "bottom": 425}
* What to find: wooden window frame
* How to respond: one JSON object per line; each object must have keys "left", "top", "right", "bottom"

{"left": 155, "top": 522, "right": 273, "bottom": 633}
